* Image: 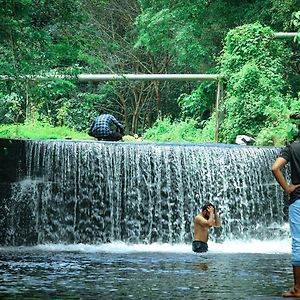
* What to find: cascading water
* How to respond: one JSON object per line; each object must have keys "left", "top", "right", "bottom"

{"left": 3, "top": 140, "right": 288, "bottom": 246}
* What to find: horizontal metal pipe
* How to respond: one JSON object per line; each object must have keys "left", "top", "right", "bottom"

{"left": 0, "top": 73, "right": 223, "bottom": 82}
{"left": 273, "top": 32, "right": 299, "bottom": 39}
{"left": 0, "top": 32, "right": 298, "bottom": 83}
{"left": 77, "top": 73, "right": 223, "bottom": 81}
{"left": 0, "top": 74, "right": 67, "bottom": 81}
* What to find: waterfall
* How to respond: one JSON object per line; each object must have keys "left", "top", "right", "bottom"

{"left": 3, "top": 140, "right": 288, "bottom": 246}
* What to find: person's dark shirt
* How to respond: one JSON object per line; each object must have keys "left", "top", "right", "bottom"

{"left": 278, "top": 141, "right": 300, "bottom": 204}
{"left": 89, "top": 114, "right": 124, "bottom": 137}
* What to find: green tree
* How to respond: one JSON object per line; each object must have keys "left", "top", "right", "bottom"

{"left": 218, "top": 23, "right": 293, "bottom": 144}
{"left": 135, "top": 0, "right": 300, "bottom": 139}
{"left": 78, "top": 0, "right": 189, "bottom": 134}
{"left": 0, "top": 0, "right": 89, "bottom": 125}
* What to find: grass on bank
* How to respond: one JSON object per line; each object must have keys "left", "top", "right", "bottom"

{"left": 142, "top": 116, "right": 215, "bottom": 143}
{"left": 0, "top": 121, "right": 142, "bottom": 142}
{"left": 0, "top": 117, "right": 215, "bottom": 143}
{"left": 0, "top": 121, "right": 91, "bottom": 140}
{"left": 0, "top": 117, "right": 287, "bottom": 146}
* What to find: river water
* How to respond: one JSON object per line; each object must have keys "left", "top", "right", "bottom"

{"left": 0, "top": 141, "right": 292, "bottom": 299}
{"left": 0, "top": 240, "right": 293, "bottom": 300}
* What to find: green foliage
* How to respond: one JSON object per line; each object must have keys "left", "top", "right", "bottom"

{"left": 293, "top": 11, "right": 300, "bottom": 45}
{"left": 30, "top": 78, "right": 76, "bottom": 113}
{"left": 1, "top": 1, "right": 300, "bottom": 143}
{"left": 200, "top": 115, "right": 216, "bottom": 143}
{"left": 62, "top": 92, "right": 105, "bottom": 132}
{"left": 0, "top": 92, "right": 24, "bottom": 123}
{"left": 219, "top": 23, "right": 293, "bottom": 144}
{"left": 290, "top": 94, "right": 300, "bottom": 111}
{"left": 271, "top": 1, "right": 300, "bottom": 30}
{"left": 177, "top": 81, "right": 216, "bottom": 122}
{"left": 255, "top": 123, "right": 288, "bottom": 146}
{"left": 135, "top": 1, "right": 223, "bottom": 69}
{"left": 0, "top": 119, "right": 91, "bottom": 140}
{"left": 135, "top": 1, "right": 300, "bottom": 144}
{"left": 0, "top": 0, "right": 101, "bottom": 129}
{"left": 135, "top": 8, "right": 175, "bottom": 54}
{"left": 0, "top": 0, "right": 85, "bottom": 76}
{"left": 143, "top": 116, "right": 215, "bottom": 143}
{"left": 135, "top": 0, "right": 300, "bottom": 71}
{"left": 292, "top": 10, "right": 300, "bottom": 31}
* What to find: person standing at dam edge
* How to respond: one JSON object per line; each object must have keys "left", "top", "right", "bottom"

{"left": 192, "top": 203, "right": 221, "bottom": 253}
{"left": 88, "top": 110, "right": 125, "bottom": 141}
{"left": 272, "top": 118, "right": 300, "bottom": 298}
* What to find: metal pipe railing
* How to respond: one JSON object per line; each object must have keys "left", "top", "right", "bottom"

{"left": 77, "top": 73, "right": 223, "bottom": 81}
{"left": 273, "top": 32, "right": 299, "bottom": 39}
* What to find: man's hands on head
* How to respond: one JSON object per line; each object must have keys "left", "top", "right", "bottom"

{"left": 207, "top": 206, "right": 215, "bottom": 215}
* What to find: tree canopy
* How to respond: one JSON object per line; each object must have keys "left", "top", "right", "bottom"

{"left": 0, "top": 0, "right": 300, "bottom": 144}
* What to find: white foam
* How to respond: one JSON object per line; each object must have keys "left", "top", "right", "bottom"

{"left": 33, "top": 242, "right": 192, "bottom": 254}
{"left": 2, "top": 239, "right": 288, "bottom": 254}
{"left": 208, "top": 239, "right": 291, "bottom": 254}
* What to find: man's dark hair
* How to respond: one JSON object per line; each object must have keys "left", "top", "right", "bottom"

{"left": 202, "top": 203, "right": 215, "bottom": 212}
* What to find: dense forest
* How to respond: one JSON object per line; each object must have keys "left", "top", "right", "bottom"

{"left": 1, "top": 0, "right": 300, "bottom": 145}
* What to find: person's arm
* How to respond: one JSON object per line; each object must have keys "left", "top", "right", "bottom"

{"left": 207, "top": 206, "right": 221, "bottom": 227}
{"left": 214, "top": 210, "right": 221, "bottom": 228}
{"left": 206, "top": 209, "right": 215, "bottom": 227}
{"left": 197, "top": 207, "right": 215, "bottom": 227}
{"left": 272, "top": 157, "right": 300, "bottom": 193}
{"left": 111, "top": 115, "right": 124, "bottom": 131}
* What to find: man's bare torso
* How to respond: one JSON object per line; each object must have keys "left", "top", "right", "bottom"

{"left": 194, "top": 214, "right": 209, "bottom": 242}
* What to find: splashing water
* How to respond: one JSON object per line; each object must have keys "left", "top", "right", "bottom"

{"left": 3, "top": 140, "right": 288, "bottom": 247}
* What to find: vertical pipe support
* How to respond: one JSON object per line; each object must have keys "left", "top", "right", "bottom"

{"left": 214, "top": 80, "right": 224, "bottom": 142}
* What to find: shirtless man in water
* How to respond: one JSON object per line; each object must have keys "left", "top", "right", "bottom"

{"left": 192, "top": 203, "right": 221, "bottom": 253}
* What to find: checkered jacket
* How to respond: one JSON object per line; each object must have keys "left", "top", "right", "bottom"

{"left": 88, "top": 114, "right": 124, "bottom": 137}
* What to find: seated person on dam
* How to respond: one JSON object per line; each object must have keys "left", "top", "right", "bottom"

{"left": 192, "top": 203, "right": 221, "bottom": 253}
{"left": 88, "top": 110, "right": 124, "bottom": 141}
